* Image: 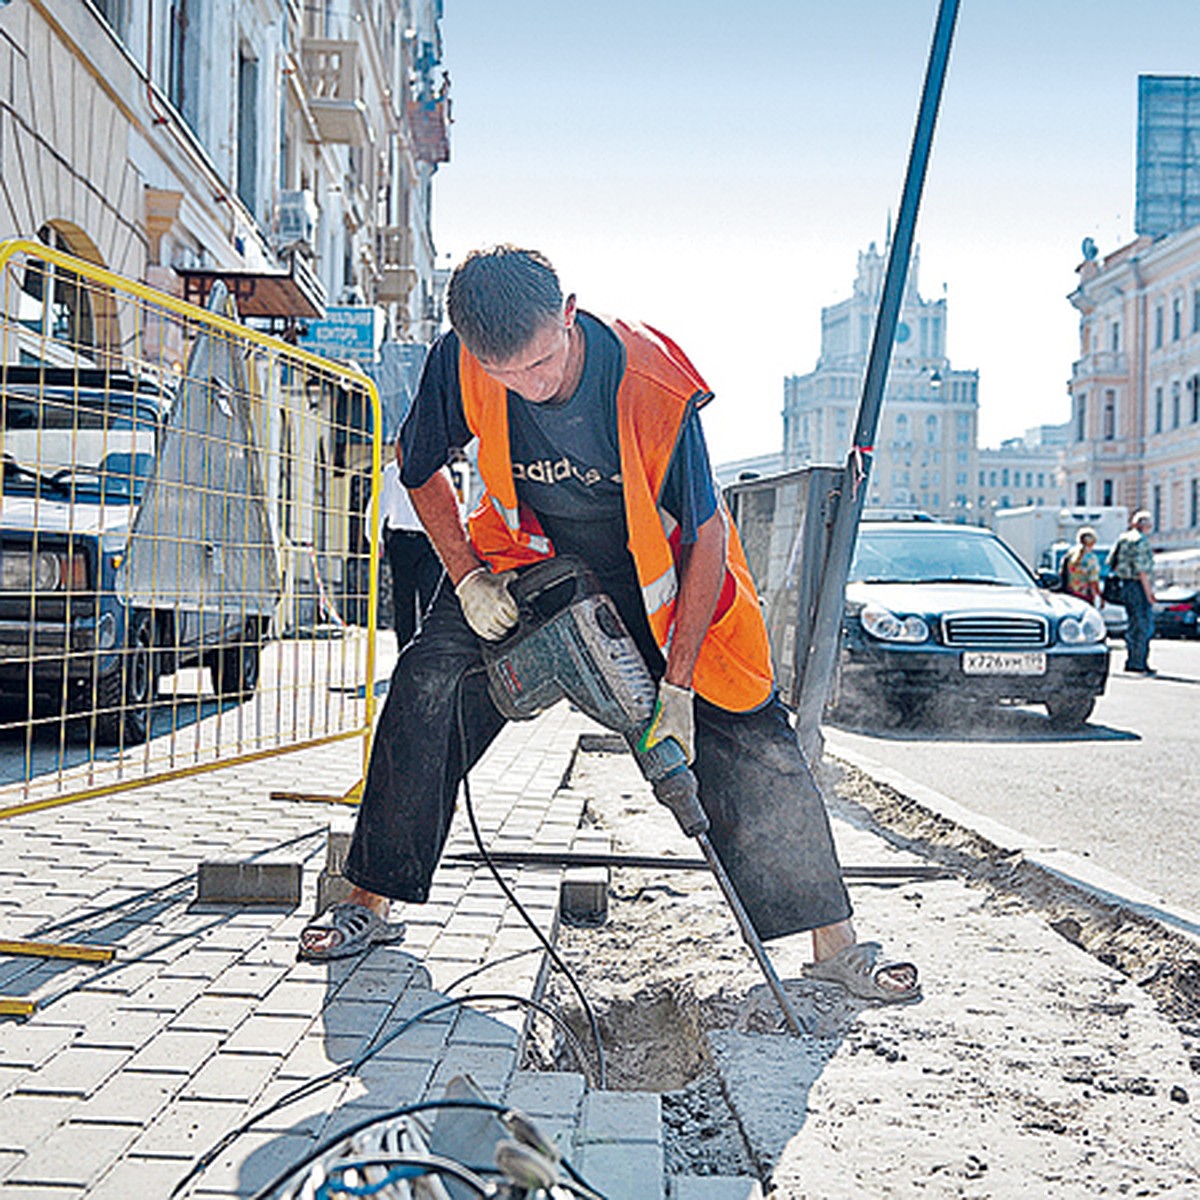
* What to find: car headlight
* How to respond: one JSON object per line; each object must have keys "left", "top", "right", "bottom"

{"left": 860, "top": 602, "right": 930, "bottom": 643}
{"left": 1059, "top": 606, "right": 1107, "bottom": 645}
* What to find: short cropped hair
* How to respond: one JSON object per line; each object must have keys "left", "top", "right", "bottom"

{"left": 445, "top": 245, "right": 564, "bottom": 361}
{"left": 1078, "top": 526, "right": 1097, "bottom": 542}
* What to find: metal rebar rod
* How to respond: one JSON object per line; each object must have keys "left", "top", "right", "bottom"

{"left": 444, "top": 850, "right": 950, "bottom": 881}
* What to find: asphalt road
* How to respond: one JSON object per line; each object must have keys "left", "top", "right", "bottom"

{"left": 825, "top": 635, "right": 1200, "bottom": 917}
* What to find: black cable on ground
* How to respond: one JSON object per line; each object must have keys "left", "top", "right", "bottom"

{"left": 455, "top": 664, "right": 607, "bottom": 1090}
{"left": 169, "top": 991, "right": 595, "bottom": 1198}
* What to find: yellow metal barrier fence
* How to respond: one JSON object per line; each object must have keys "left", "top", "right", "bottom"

{"left": 0, "top": 240, "right": 381, "bottom": 818}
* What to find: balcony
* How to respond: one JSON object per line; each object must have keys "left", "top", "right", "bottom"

{"left": 301, "top": 40, "right": 370, "bottom": 146}
{"left": 1071, "top": 350, "right": 1127, "bottom": 383}
{"left": 376, "top": 226, "right": 416, "bottom": 305}
{"left": 406, "top": 96, "right": 450, "bottom": 164}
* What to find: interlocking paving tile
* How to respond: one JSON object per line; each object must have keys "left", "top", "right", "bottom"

{"left": 13, "top": 1046, "right": 130, "bottom": 1098}
{"left": 128, "top": 1097, "right": 247, "bottom": 1159}
{"left": 0, "top": 1094, "right": 80, "bottom": 1152}
{"left": 184, "top": 1052, "right": 279, "bottom": 1104}
{"left": 3, "top": 1120, "right": 142, "bottom": 1188}
{"left": 125, "top": 1029, "right": 222, "bottom": 1075}
{"left": 70, "top": 1070, "right": 185, "bottom": 1127}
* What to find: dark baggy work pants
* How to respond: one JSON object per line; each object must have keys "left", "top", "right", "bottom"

{"left": 345, "top": 580, "right": 853, "bottom": 942}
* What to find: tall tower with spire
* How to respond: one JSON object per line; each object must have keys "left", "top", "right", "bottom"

{"left": 781, "top": 238, "right": 981, "bottom": 522}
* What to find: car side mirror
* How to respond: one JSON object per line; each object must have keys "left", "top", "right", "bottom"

{"left": 1036, "top": 570, "right": 1062, "bottom": 591}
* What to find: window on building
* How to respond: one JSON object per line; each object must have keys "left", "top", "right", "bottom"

{"left": 1190, "top": 375, "right": 1200, "bottom": 423}
{"left": 1075, "top": 481, "right": 1087, "bottom": 506}
{"left": 1173, "top": 380, "right": 1182, "bottom": 429}
{"left": 1103, "top": 478, "right": 1114, "bottom": 506}
{"left": 18, "top": 224, "right": 114, "bottom": 353}
{"left": 1153, "top": 484, "right": 1163, "bottom": 532}
{"left": 167, "top": 0, "right": 200, "bottom": 128}
{"left": 1075, "top": 393, "right": 1086, "bottom": 441}
{"left": 1103, "top": 390, "right": 1116, "bottom": 440}
{"left": 989, "top": 471, "right": 997, "bottom": 487}
{"left": 1155, "top": 304, "right": 1164, "bottom": 349}
{"left": 1001, "top": 468, "right": 1009, "bottom": 487}
{"left": 978, "top": 470, "right": 985, "bottom": 487}
{"left": 1194, "top": 289, "right": 1200, "bottom": 334}
{"left": 236, "top": 50, "right": 259, "bottom": 218}
{"left": 1173, "top": 296, "right": 1183, "bottom": 341}
{"left": 92, "top": 0, "right": 129, "bottom": 40}
{"left": 1037, "top": 472, "right": 1045, "bottom": 488}
{"left": 1192, "top": 478, "right": 1199, "bottom": 528}
{"left": 925, "top": 414, "right": 938, "bottom": 444}
{"left": 1154, "top": 386, "right": 1164, "bottom": 434}
{"left": 1110, "top": 321, "right": 1120, "bottom": 352}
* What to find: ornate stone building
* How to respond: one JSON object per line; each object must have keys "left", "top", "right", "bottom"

{"left": 0, "top": 0, "right": 448, "bottom": 343}
{"left": 781, "top": 239, "right": 980, "bottom": 522}
{"left": 1066, "top": 226, "right": 1200, "bottom": 549}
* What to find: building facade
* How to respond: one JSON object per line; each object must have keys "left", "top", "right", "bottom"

{"left": 781, "top": 240, "right": 980, "bottom": 522}
{"left": 976, "top": 423, "right": 1069, "bottom": 525}
{"left": 1066, "top": 225, "right": 1200, "bottom": 550}
{"left": 0, "top": 0, "right": 447, "bottom": 342}
{"left": 0, "top": 0, "right": 449, "bottom": 620}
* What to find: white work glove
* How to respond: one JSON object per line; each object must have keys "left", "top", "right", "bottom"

{"left": 455, "top": 566, "right": 519, "bottom": 641}
{"left": 638, "top": 680, "right": 696, "bottom": 764}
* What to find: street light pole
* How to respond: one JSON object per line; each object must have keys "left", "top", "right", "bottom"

{"left": 794, "top": 0, "right": 961, "bottom": 763}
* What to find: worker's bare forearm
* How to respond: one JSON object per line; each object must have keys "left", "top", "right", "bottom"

{"left": 409, "top": 469, "right": 481, "bottom": 585}
{"left": 664, "top": 509, "right": 727, "bottom": 689}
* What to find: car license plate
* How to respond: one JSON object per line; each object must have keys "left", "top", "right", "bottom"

{"left": 961, "top": 651, "right": 1047, "bottom": 676}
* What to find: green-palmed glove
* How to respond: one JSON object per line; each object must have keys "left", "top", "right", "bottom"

{"left": 455, "top": 566, "right": 519, "bottom": 640}
{"left": 638, "top": 680, "right": 696, "bottom": 764}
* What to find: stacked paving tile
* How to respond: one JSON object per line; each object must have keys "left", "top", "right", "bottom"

{"left": 0, "top": 704, "right": 759, "bottom": 1199}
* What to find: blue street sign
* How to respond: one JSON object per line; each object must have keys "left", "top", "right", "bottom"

{"left": 298, "top": 306, "right": 381, "bottom": 362}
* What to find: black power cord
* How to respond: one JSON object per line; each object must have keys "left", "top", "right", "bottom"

{"left": 168, "top": 989, "right": 595, "bottom": 1198}
{"left": 456, "top": 664, "right": 607, "bottom": 1090}
{"left": 172, "top": 661, "right": 610, "bottom": 1196}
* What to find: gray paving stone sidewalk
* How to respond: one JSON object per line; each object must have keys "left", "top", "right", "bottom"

{"left": 0, "top": 703, "right": 634, "bottom": 1198}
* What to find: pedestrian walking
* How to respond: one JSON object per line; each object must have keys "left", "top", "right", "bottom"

{"left": 1109, "top": 510, "right": 1157, "bottom": 674}
{"left": 379, "top": 453, "right": 442, "bottom": 649}
{"left": 299, "top": 244, "right": 919, "bottom": 1006}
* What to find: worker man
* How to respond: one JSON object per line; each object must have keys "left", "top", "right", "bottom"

{"left": 1110, "top": 509, "right": 1157, "bottom": 675}
{"left": 299, "top": 245, "right": 919, "bottom": 1003}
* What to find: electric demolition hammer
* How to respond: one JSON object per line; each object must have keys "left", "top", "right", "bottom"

{"left": 481, "top": 555, "right": 806, "bottom": 1036}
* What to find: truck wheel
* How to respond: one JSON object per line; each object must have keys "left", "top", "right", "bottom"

{"left": 94, "top": 612, "right": 156, "bottom": 745}
{"left": 207, "top": 635, "right": 261, "bottom": 700}
{"left": 1045, "top": 693, "right": 1095, "bottom": 728}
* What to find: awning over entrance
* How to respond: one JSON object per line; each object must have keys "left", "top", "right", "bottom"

{"left": 176, "top": 256, "right": 325, "bottom": 320}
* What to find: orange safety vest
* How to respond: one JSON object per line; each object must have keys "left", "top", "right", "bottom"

{"left": 458, "top": 316, "right": 774, "bottom": 713}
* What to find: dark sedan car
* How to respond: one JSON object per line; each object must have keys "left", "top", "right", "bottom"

{"left": 1154, "top": 584, "right": 1200, "bottom": 638}
{"left": 835, "top": 520, "right": 1110, "bottom": 727}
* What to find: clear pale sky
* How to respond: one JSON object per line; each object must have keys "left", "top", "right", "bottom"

{"left": 432, "top": 1, "right": 1200, "bottom": 464}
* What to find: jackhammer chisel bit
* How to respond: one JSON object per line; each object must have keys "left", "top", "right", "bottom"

{"left": 482, "top": 555, "right": 809, "bottom": 1037}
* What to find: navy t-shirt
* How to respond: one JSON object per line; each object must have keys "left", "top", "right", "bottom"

{"left": 399, "top": 312, "right": 718, "bottom": 665}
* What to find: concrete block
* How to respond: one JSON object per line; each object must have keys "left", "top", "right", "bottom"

{"left": 325, "top": 828, "right": 353, "bottom": 874}
{"left": 561, "top": 866, "right": 609, "bottom": 924}
{"left": 673, "top": 1177, "right": 764, "bottom": 1200}
{"left": 195, "top": 861, "right": 302, "bottom": 906}
{"left": 316, "top": 867, "right": 353, "bottom": 914}
{"left": 576, "top": 1141, "right": 664, "bottom": 1200}
{"left": 578, "top": 1090, "right": 662, "bottom": 1144}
